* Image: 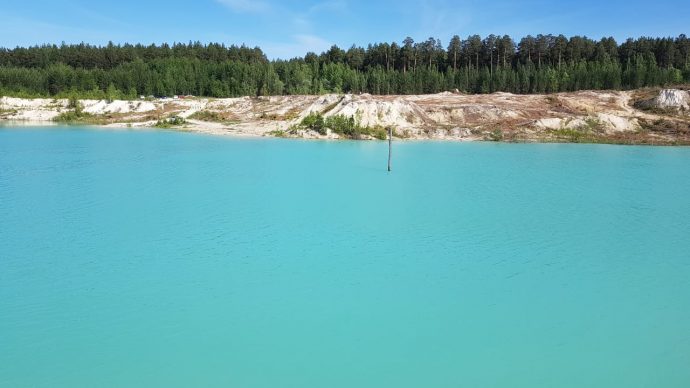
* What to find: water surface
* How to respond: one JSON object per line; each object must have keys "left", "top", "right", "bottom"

{"left": 1, "top": 127, "right": 690, "bottom": 387}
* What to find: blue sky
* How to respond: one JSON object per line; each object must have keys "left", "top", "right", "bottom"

{"left": 2, "top": 0, "right": 688, "bottom": 59}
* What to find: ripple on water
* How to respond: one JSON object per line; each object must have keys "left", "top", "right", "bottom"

{"left": 1, "top": 128, "right": 690, "bottom": 387}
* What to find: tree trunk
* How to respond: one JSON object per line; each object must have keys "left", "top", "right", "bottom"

{"left": 466, "top": 61, "right": 470, "bottom": 90}
{"left": 559, "top": 51, "right": 562, "bottom": 70}
{"left": 490, "top": 51, "right": 493, "bottom": 76}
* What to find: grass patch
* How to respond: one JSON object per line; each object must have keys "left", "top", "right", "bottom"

{"left": 188, "top": 110, "right": 238, "bottom": 124}
{"left": 283, "top": 108, "right": 302, "bottom": 121}
{"left": 638, "top": 118, "right": 690, "bottom": 134}
{"left": 257, "top": 108, "right": 302, "bottom": 121}
{"left": 547, "top": 117, "right": 605, "bottom": 142}
{"left": 582, "top": 117, "right": 605, "bottom": 132}
{"left": 487, "top": 128, "right": 504, "bottom": 141}
{"left": 296, "top": 112, "right": 390, "bottom": 140}
{"left": 630, "top": 87, "right": 662, "bottom": 108}
{"left": 550, "top": 128, "right": 598, "bottom": 143}
{"left": 53, "top": 98, "right": 106, "bottom": 124}
{"left": 268, "top": 130, "right": 288, "bottom": 138}
{"left": 394, "top": 129, "right": 412, "bottom": 139}
{"left": 321, "top": 96, "right": 344, "bottom": 114}
{"left": 366, "top": 125, "right": 389, "bottom": 140}
{"left": 300, "top": 112, "right": 327, "bottom": 134}
{"left": 0, "top": 107, "right": 17, "bottom": 116}
{"left": 636, "top": 105, "right": 688, "bottom": 117}
{"left": 153, "top": 116, "right": 187, "bottom": 128}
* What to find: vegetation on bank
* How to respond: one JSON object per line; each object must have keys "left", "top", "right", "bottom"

{"left": 542, "top": 114, "right": 690, "bottom": 145}
{"left": 0, "top": 35, "right": 688, "bottom": 99}
{"left": 54, "top": 95, "right": 101, "bottom": 123}
{"left": 153, "top": 116, "right": 187, "bottom": 128}
{"left": 294, "top": 112, "right": 388, "bottom": 139}
{"left": 0, "top": 107, "right": 17, "bottom": 116}
{"left": 188, "top": 110, "right": 238, "bottom": 124}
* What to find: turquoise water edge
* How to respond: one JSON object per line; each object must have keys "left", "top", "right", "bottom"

{"left": 1, "top": 127, "right": 690, "bottom": 387}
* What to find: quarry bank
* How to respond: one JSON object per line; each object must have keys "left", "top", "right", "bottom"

{"left": 1, "top": 88, "right": 689, "bottom": 145}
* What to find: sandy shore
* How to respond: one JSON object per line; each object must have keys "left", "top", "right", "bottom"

{"left": 2, "top": 89, "right": 689, "bottom": 144}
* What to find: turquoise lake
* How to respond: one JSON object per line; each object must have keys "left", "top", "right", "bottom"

{"left": 1, "top": 127, "right": 690, "bottom": 387}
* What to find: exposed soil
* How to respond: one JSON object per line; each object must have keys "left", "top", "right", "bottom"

{"left": 2, "top": 88, "right": 690, "bottom": 145}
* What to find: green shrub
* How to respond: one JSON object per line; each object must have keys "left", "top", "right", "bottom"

{"left": 189, "top": 110, "right": 238, "bottom": 124}
{"left": 189, "top": 110, "right": 221, "bottom": 121}
{"left": 582, "top": 117, "right": 605, "bottom": 132}
{"left": 67, "top": 94, "right": 80, "bottom": 110}
{"left": 362, "top": 125, "right": 388, "bottom": 140}
{"left": 301, "top": 112, "right": 326, "bottom": 135}
{"left": 268, "top": 130, "right": 288, "bottom": 138}
{"left": 325, "top": 114, "right": 359, "bottom": 137}
{"left": 321, "top": 96, "right": 343, "bottom": 114}
{"left": 488, "top": 128, "right": 504, "bottom": 141}
{"left": 54, "top": 110, "right": 100, "bottom": 123}
{"left": 154, "top": 116, "right": 187, "bottom": 128}
{"left": 299, "top": 112, "right": 389, "bottom": 140}
{"left": 54, "top": 96, "right": 96, "bottom": 123}
{"left": 54, "top": 110, "right": 82, "bottom": 122}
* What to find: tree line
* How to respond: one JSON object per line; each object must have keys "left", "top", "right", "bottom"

{"left": 0, "top": 35, "right": 688, "bottom": 98}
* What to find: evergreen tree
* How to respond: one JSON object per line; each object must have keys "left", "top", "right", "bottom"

{"left": 1, "top": 35, "right": 688, "bottom": 98}
{"left": 448, "top": 35, "right": 462, "bottom": 70}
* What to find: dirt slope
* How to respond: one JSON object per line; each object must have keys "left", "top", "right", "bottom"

{"left": 2, "top": 88, "right": 689, "bottom": 144}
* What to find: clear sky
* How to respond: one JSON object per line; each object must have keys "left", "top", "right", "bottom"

{"left": 2, "top": 0, "right": 688, "bottom": 59}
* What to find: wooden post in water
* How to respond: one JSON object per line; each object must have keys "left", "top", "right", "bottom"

{"left": 387, "top": 127, "right": 393, "bottom": 172}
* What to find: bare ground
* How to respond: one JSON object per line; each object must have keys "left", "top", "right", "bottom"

{"left": 2, "top": 88, "right": 689, "bottom": 145}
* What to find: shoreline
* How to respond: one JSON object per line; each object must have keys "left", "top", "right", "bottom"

{"left": 5, "top": 124, "right": 690, "bottom": 148}
{"left": 2, "top": 88, "right": 689, "bottom": 145}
